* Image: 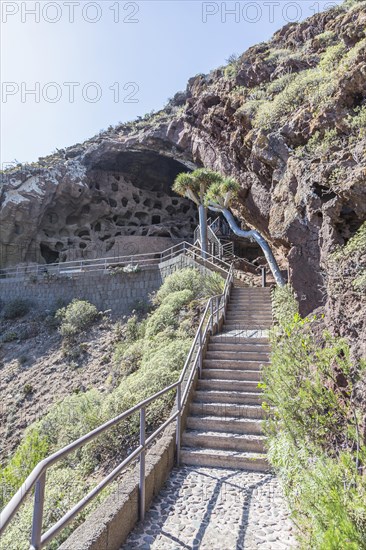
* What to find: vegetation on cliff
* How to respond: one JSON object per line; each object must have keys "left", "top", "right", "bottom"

{"left": 263, "top": 229, "right": 366, "bottom": 548}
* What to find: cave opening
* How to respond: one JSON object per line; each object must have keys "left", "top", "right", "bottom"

{"left": 40, "top": 243, "right": 60, "bottom": 264}
{"left": 352, "top": 93, "right": 364, "bottom": 108}
{"left": 313, "top": 183, "right": 336, "bottom": 202}
{"left": 85, "top": 150, "right": 192, "bottom": 196}
{"left": 335, "top": 205, "right": 364, "bottom": 245}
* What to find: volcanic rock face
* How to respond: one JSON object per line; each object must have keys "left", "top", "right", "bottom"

{"left": 1, "top": 1, "right": 365, "bottom": 327}
{"left": 0, "top": 151, "right": 197, "bottom": 264}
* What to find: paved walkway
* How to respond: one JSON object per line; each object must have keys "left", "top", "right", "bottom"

{"left": 122, "top": 466, "right": 297, "bottom": 550}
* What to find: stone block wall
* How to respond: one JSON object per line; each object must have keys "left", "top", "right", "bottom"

{"left": 0, "top": 267, "right": 163, "bottom": 316}
{"left": 0, "top": 253, "right": 219, "bottom": 316}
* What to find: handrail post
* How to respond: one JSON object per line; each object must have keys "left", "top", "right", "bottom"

{"left": 261, "top": 267, "right": 266, "bottom": 288}
{"left": 210, "top": 300, "right": 214, "bottom": 333}
{"left": 139, "top": 407, "right": 146, "bottom": 521}
{"left": 199, "top": 325, "right": 203, "bottom": 376}
{"left": 31, "top": 471, "right": 46, "bottom": 550}
{"left": 216, "top": 296, "right": 220, "bottom": 328}
{"left": 176, "top": 384, "right": 181, "bottom": 466}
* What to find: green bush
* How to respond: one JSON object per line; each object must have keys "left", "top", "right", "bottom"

{"left": 271, "top": 284, "right": 298, "bottom": 327}
{"left": 125, "top": 314, "right": 146, "bottom": 342}
{"left": 3, "top": 299, "right": 30, "bottom": 320}
{"left": 254, "top": 69, "right": 329, "bottom": 129}
{"left": 154, "top": 268, "right": 202, "bottom": 303}
{"left": 266, "top": 73, "right": 296, "bottom": 95}
{"left": 0, "top": 465, "right": 115, "bottom": 550}
{"left": 319, "top": 42, "right": 347, "bottom": 72}
{"left": 0, "top": 429, "right": 49, "bottom": 509}
{"left": 315, "top": 30, "right": 337, "bottom": 47}
{"left": 201, "top": 271, "right": 225, "bottom": 296}
{"left": 145, "top": 289, "right": 194, "bottom": 338}
{"left": 262, "top": 286, "right": 366, "bottom": 548}
{"left": 331, "top": 222, "right": 366, "bottom": 260}
{"left": 113, "top": 339, "right": 144, "bottom": 377}
{"left": 267, "top": 433, "right": 366, "bottom": 550}
{"left": 348, "top": 105, "right": 366, "bottom": 137}
{"left": 55, "top": 299, "right": 99, "bottom": 337}
{"left": 154, "top": 267, "right": 224, "bottom": 304}
{"left": 297, "top": 128, "right": 340, "bottom": 158}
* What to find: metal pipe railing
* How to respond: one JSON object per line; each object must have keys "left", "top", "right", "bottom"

{"left": 0, "top": 241, "right": 233, "bottom": 281}
{"left": 0, "top": 242, "right": 190, "bottom": 279}
{"left": 0, "top": 251, "right": 234, "bottom": 550}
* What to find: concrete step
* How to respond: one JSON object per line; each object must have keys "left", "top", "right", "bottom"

{"left": 223, "top": 323, "right": 273, "bottom": 330}
{"left": 182, "top": 430, "right": 266, "bottom": 453}
{"left": 226, "top": 313, "right": 272, "bottom": 318}
{"left": 227, "top": 305, "right": 272, "bottom": 310}
{"left": 228, "top": 302, "right": 271, "bottom": 306}
{"left": 186, "top": 415, "right": 264, "bottom": 434}
{"left": 226, "top": 312, "right": 272, "bottom": 317}
{"left": 203, "top": 359, "right": 267, "bottom": 370}
{"left": 228, "top": 302, "right": 271, "bottom": 307}
{"left": 230, "top": 295, "right": 271, "bottom": 300}
{"left": 229, "top": 304, "right": 271, "bottom": 308}
{"left": 205, "top": 351, "right": 270, "bottom": 361}
{"left": 190, "top": 402, "right": 264, "bottom": 419}
{"left": 231, "top": 287, "right": 271, "bottom": 296}
{"left": 226, "top": 311, "right": 272, "bottom": 316}
{"left": 221, "top": 329, "right": 271, "bottom": 337}
{"left": 207, "top": 343, "right": 270, "bottom": 352}
{"left": 225, "top": 320, "right": 273, "bottom": 323}
{"left": 226, "top": 307, "right": 272, "bottom": 313}
{"left": 230, "top": 291, "right": 271, "bottom": 295}
{"left": 195, "top": 389, "right": 263, "bottom": 405}
{"left": 229, "top": 296, "right": 271, "bottom": 300}
{"left": 210, "top": 336, "right": 269, "bottom": 344}
{"left": 202, "top": 368, "right": 262, "bottom": 381}
{"left": 224, "top": 315, "right": 272, "bottom": 319}
{"left": 197, "top": 378, "right": 261, "bottom": 393}
{"left": 180, "top": 447, "right": 269, "bottom": 471}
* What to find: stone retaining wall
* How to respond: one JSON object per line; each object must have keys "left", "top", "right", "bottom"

{"left": 0, "top": 254, "right": 219, "bottom": 316}
{"left": 0, "top": 267, "right": 162, "bottom": 316}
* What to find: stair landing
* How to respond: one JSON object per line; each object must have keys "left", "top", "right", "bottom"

{"left": 121, "top": 466, "right": 297, "bottom": 549}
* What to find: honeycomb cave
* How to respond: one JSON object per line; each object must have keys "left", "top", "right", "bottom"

{"left": 0, "top": 151, "right": 199, "bottom": 266}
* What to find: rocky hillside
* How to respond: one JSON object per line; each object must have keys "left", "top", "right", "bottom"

{"left": 1, "top": 0, "right": 365, "bottom": 342}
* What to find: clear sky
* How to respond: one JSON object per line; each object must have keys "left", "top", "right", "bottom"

{"left": 0, "top": 0, "right": 340, "bottom": 165}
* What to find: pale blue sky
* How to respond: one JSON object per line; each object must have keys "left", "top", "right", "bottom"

{"left": 1, "top": 0, "right": 339, "bottom": 164}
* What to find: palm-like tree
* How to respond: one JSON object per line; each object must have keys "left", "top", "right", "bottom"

{"left": 173, "top": 169, "right": 222, "bottom": 258}
{"left": 204, "top": 175, "right": 285, "bottom": 287}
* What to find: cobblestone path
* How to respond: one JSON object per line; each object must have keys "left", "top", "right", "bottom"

{"left": 122, "top": 466, "right": 297, "bottom": 550}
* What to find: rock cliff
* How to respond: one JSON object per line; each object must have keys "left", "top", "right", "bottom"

{"left": 1, "top": 0, "right": 365, "bottom": 333}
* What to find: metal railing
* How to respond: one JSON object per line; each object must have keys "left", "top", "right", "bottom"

{"left": 194, "top": 224, "right": 225, "bottom": 259}
{"left": 0, "top": 252, "right": 234, "bottom": 550}
{"left": 0, "top": 242, "right": 231, "bottom": 282}
{"left": 194, "top": 218, "right": 234, "bottom": 261}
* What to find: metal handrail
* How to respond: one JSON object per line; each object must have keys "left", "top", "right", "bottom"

{"left": 0, "top": 241, "right": 233, "bottom": 281}
{"left": 194, "top": 217, "right": 233, "bottom": 260}
{"left": 0, "top": 251, "right": 234, "bottom": 550}
{"left": 0, "top": 241, "right": 189, "bottom": 278}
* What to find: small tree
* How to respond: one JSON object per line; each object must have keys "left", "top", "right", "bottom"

{"left": 205, "top": 175, "right": 285, "bottom": 286}
{"left": 173, "top": 169, "right": 222, "bottom": 258}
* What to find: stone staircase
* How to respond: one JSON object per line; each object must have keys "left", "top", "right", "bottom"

{"left": 180, "top": 286, "right": 272, "bottom": 471}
